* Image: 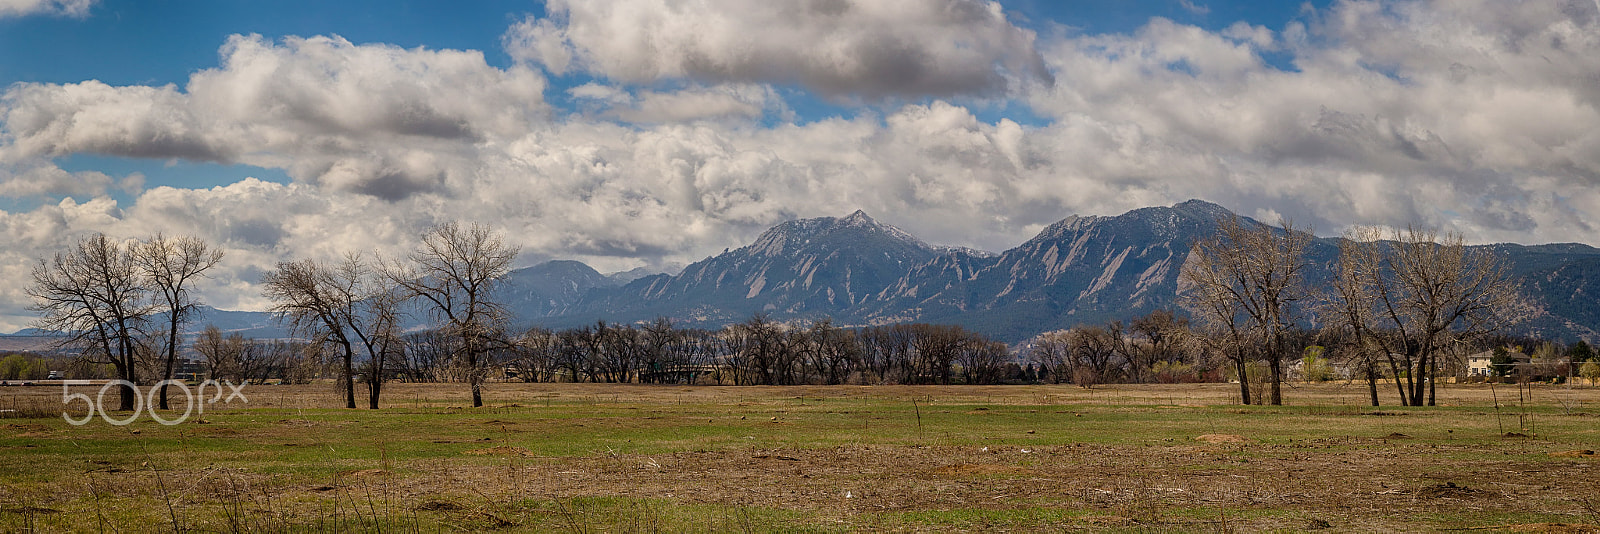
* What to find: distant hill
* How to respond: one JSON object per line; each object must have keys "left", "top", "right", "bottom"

{"left": 0, "top": 335, "right": 62, "bottom": 353}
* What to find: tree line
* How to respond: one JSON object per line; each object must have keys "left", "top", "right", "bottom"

{"left": 1177, "top": 217, "right": 1528, "bottom": 407}
{"left": 334, "top": 316, "right": 1016, "bottom": 389}
{"left": 28, "top": 216, "right": 1588, "bottom": 411}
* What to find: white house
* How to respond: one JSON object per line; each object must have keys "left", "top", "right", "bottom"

{"left": 1466, "top": 350, "right": 1530, "bottom": 377}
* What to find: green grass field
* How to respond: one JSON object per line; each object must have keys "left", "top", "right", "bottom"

{"left": 3, "top": 381, "right": 1599, "bottom": 532}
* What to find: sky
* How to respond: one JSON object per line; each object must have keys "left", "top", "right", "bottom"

{"left": 2, "top": 0, "right": 1599, "bottom": 333}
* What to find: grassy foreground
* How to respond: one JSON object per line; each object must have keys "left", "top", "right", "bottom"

{"left": 3, "top": 381, "right": 1599, "bottom": 532}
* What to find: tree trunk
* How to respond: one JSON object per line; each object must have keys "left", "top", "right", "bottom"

{"left": 158, "top": 361, "right": 175, "bottom": 410}
{"left": 119, "top": 336, "right": 139, "bottom": 412}
{"left": 119, "top": 382, "right": 138, "bottom": 412}
{"left": 469, "top": 345, "right": 485, "bottom": 407}
{"left": 160, "top": 315, "right": 180, "bottom": 410}
{"left": 1426, "top": 353, "right": 1438, "bottom": 406}
{"left": 343, "top": 348, "right": 356, "bottom": 409}
{"left": 367, "top": 380, "right": 380, "bottom": 409}
{"left": 1269, "top": 356, "right": 1283, "bottom": 406}
{"left": 1366, "top": 365, "right": 1380, "bottom": 407}
{"left": 1387, "top": 356, "right": 1410, "bottom": 406}
{"left": 1235, "top": 358, "right": 1251, "bottom": 406}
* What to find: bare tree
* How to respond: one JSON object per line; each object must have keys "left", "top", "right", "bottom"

{"left": 508, "top": 327, "right": 558, "bottom": 383}
{"left": 387, "top": 222, "right": 518, "bottom": 407}
{"left": 558, "top": 327, "right": 597, "bottom": 383}
{"left": 263, "top": 254, "right": 401, "bottom": 409}
{"left": 1180, "top": 216, "right": 1311, "bottom": 405}
{"left": 1068, "top": 326, "right": 1120, "bottom": 387}
{"left": 400, "top": 330, "right": 457, "bottom": 382}
{"left": 28, "top": 234, "right": 152, "bottom": 411}
{"left": 671, "top": 328, "right": 721, "bottom": 384}
{"left": 135, "top": 234, "right": 223, "bottom": 409}
{"left": 1025, "top": 330, "right": 1074, "bottom": 384}
{"left": 1322, "top": 226, "right": 1387, "bottom": 406}
{"left": 805, "top": 319, "right": 860, "bottom": 385}
{"left": 957, "top": 338, "right": 1010, "bottom": 385}
{"left": 859, "top": 325, "right": 914, "bottom": 384}
{"left": 1323, "top": 226, "right": 1519, "bottom": 406}
{"left": 597, "top": 322, "right": 643, "bottom": 383}
{"left": 193, "top": 325, "right": 285, "bottom": 384}
{"left": 908, "top": 324, "right": 967, "bottom": 385}
{"left": 1129, "top": 310, "right": 1189, "bottom": 383}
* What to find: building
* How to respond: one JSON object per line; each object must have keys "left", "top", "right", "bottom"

{"left": 1466, "top": 350, "right": 1530, "bottom": 378}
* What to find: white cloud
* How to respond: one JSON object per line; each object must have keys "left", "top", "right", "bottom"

{"left": 568, "top": 83, "right": 782, "bottom": 123}
{"left": 0, "top": 163, "right": 139, "bottom": 199}
{"left": 2, "top": 34, "right": 549, "bottom": 200}
{"left": 505, "top": 0, "right": 1053, "bottom": 99}
{"left": 1, "top": 81, "right": 225, "bottom": 161}
{"left": 1022, "top": 0, "right": 1600, "bottom": 243}
{"left": 0, "top": 0, "right": 92, "bottom": 18}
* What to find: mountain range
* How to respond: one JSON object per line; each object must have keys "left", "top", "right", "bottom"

{"left": 524, "top": 199, "right": 1600, "bottom": 343}
{"left": 7, "top": 200, "right": 1598, "bottom": 345}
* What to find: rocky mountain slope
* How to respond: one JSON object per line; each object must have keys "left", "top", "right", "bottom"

{"left": 536, "top": 200, "right": 1598, "bottom": 343}
{"left": 561, "top": 210, "right": 943, "bottom": 325}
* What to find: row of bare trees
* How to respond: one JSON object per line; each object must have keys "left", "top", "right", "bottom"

{"left": 262, "top": 222, "right": 518, "bottom": 409}
{"left": 409, "top": 316, "right": 1015, "bottom": 387}
{"left": 1023, "top": 310, "right": 1198, "bottom": 387}
{"left": 190, "top": 325, "right": 320, "bottom": 385}
{"left": 28, "top": 233, "right": 223, "bottom": 411}
{"left": 1179, "top": 217, "right": 1520, "bottom": 406}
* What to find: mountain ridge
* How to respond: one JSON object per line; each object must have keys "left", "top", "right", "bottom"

{"left": 9, "top": 201, "right": 1597, "bottom": 344}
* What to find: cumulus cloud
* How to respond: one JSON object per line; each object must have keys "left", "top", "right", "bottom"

{"left": 1, "top": 81, "right": 226, "bottom": 161}
{"left": 1023, "top": 0, "right": 1600, "bottom": 243}
{"left": 1, "top": 34, "right": 548, "bottom": 199}
{"left": 505, "top": 0, "right": 1053, "bottom": 99}
{"left": 1179, "top": 0, "right": 1210, "bottom": 16}
{"left": 0, "top": 0, "right": 92, "bottom": 18}
{"left": 568, "top": 83, "right": 782, "bottom": 123}
{"left": 0, "top": 163, "right": 141, "bottom": 199}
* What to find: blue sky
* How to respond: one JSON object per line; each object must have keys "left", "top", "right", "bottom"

{"left": 0, "top": 0, "right": 1596, "bottom": 331}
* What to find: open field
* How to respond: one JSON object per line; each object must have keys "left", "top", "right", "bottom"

{"left": 3, "top": 381, "right": 1600, "bottom": 532}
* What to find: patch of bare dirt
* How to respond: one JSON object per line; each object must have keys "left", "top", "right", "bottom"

{"left": 2, "top": 423, "right": 49, "bottom": 432}
{"left": 1194, "top": 433, "right": 1249, "bottom": 443}
{"left": 1467, "top": 524, "right": 1600, "bottom": 533}
{"left": 464, "top": 446, "right": 534, "bottom": 457}
{"left": 928, "top": 463, "right": 1027, "bottom": 477}
{"left": 2, "top": 423, "right": 52, "bottom": 437}
{"left": 1548, "top": 450, "right": 1596, "bottom": 458}
{"left": 415, "top": 500, "right": 465, "bottom": 512}
{"left": 1417, "top": 482, "right": 1493, "bottom": 499}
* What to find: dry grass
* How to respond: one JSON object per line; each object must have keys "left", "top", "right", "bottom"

{"left": 3, "top": 381, "right": 1599, "bottom": 532}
